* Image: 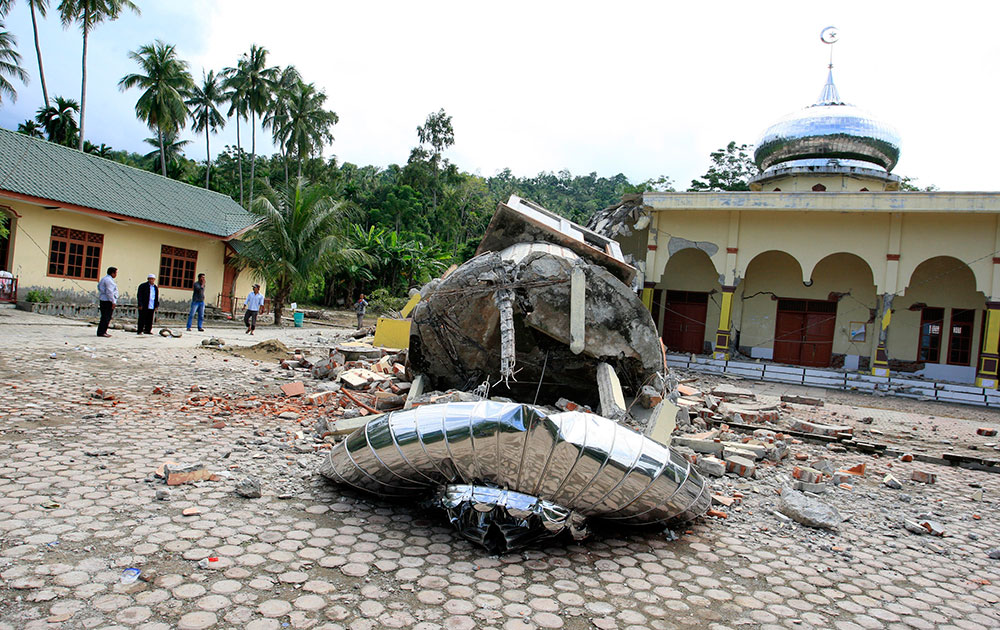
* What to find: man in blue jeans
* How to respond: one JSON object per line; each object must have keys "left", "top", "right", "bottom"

{"left": 187, "top": 273, "right": 206, "bottom": 331}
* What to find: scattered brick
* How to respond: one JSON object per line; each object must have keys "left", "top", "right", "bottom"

{"left": 976, "top": 427, "right": 998, "bottom": 437}
{"left": 164, "top": 462, "right": 213, "bottom": 486}
{"left": 792, "top": 466, "right": 824, "bottom": 484}
{"left": 899, "top": 453, "right": 914, "bottom": 462}
{"left": 911, "top": 470, "right": 937, "bottom": 484}
{"left": 280, "top": 381, "right": 305, "bottom": 397}
{"left": 844, "top": 463, "right": 866, "bottom": 476}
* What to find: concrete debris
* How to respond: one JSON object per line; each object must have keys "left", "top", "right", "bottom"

{"left": 780, "top": 394, "right": 824, "bottom": 406}
{"left": 596, "top": 362, "right": 627, "bottom": 419}
{"left": 235, "top": 477, "right": 263, "bottom": 499}
{"left": 988, "top": 548, "right": 1000, "bottom": 559}
{"left": 710, "top": 384, "right": 756, "bottom": 401}
{"left": 911, "top": 470, "right": 937, "bottom": 484}
{"left": 695, "top": 455, "right": 726, "bottom": 478}
{"left": 883, "top": 473, "right": 902, "bottom": 489}
{"left": 201, "top": 337, "right": 224, "bottom": 347}
{"left": 778, "top": 488, "right": 842, "bottom": 529}
{"left": 789, "top": 418, "right": 853, "bottom": 438}
{"left": 163, "top": 462, "right": 213, "bottom": 486}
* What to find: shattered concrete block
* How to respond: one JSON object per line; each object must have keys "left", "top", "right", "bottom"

{"left": 672, "top": 436, "right": 724, "bottom": 455}
{"left": 330, "top": 415, "right": 374, "bottom": 436}
{"left": 831, "top": 471, "right": 853, "bottom": 485}
{"left": 723, "top": 446, "right": 762, "bottom": 462}
{"left": 695, "top": 455, "right": 726, "bottom": 478}
{"left": 720, "top": 401, "right": 780, "bottom": 424}
{"left": 780, "top": 394, "right": 824, "bottom": 406}
{"left": 793, "top": 480, "right": 827, "bottom": 494}
{"left": 306, "top": 391, "right": 339, "bottom": 406}
{"left": 883, "top": 474, "right": 902, "bottom": 489}
{"left": 677, "top": 384, "right": 701, "bottom": 397}
{"left": 812, "top": 458, "right": 836, "bottom": 475}
{"left": 280, "top": 381, "right": 305, "bottom": 397}
{"left": 638, "top": 385, "right": 663, "bottom": 409}
{"left": 765, "top": 441, "right": 789, "bottom": 462}
{"left": 904, "top": 519, "right": 927, "bottom": 535}
{"left": 235, "top": 477, "right": 262, "bottom": 498}
{"left": 722, "top": 441, "right": 767, "bottom": 459}
{"left": 792, "top": 466, "right": 824, "bottom": 484}
{"left": 789, "top": 418, "right": 852, "bottom": 437}
{"left": 374, "top": 391, "right": 407, "bottom": 410}
{"left": 645, "top": 400, "right": 679, "bottom": 447}
{"left": 310, "top": 358, "right": 338, "bottom": 380}
{"left": 724, "top": 455, "right": 756, "bottom": 478}
{"left": 911, "top": 470, "right": 937, "bottom": 484}
{"left": 919, "top": 520, "right": 945, "bottom": 536}
{"left": 555, "top": 397, "right": 587, "bottom": 412}
{"left": 710, "top": 384, "right": 756, "bottom": 401}
{"left": 164, "top": 463, "right": 212, "bottom": 486}
{"left": 596, "top": 363, "right": 627, "bottom": 419}
{"left": 778, "top": 489, "right": 842, "bottom": 529}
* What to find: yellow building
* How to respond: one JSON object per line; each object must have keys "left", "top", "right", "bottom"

{"left": 593, "top": 67, "right": 1000, "bottom": 389}
{"left": 0, "top": 128, "right": 263, "bottom": 311}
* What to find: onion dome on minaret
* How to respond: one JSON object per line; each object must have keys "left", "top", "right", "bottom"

{"left": 750, "top": 28, "right": 902, "bottom": 191}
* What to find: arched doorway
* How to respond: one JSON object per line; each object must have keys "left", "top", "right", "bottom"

{"left": 656, "top": 248, "right": 721, "bottom": 354}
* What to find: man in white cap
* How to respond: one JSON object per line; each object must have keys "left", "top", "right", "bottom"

{"left": 136, "top": 274, "right": 159, "bottom": 335}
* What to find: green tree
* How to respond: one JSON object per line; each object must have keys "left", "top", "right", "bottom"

{"left": 186, "top": 69, "right": 226, "bottom": 188}
{"left": 16, "top": 118, "right": 42, "bottom": 136}
{"left": 281, "top": 80, "right": 337, "bottom": 180}
{"left": 262, "top": 65, "right": 300, "bottom": 186}
{"left": 688, "top": 141, "right": 758, "bottom": 191}
{"left": 898, "top": 176, "right": 938, "bottom": 192}
{"left": 234, "top": 178, "right": 365, "bottom": 325}
{"left": 221, "top": 75, "right": 248, "bottom": 206}
{"left": 0, "top": 0, "right": 49, "bottom": 106}
{"left": 34, "top": 95, "right": 78, "bottom": 145}
{"left": 223, "top": 45, "right": 277, "bottom": 209}
{"left": 0, "top": 19, "right": 27, "bottom": 103}
{"left": 143, "top": 129, "right": 190, "bottom": 177}
{"left": 58, "top": 0, "right": 140, "bottom": 150}
{"left": 118, "top": 40, "right": 194, "bottom": 177}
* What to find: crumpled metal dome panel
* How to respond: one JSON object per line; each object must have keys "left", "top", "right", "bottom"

{"left": 753, "top": 70, "right": 901, "bottom": 173}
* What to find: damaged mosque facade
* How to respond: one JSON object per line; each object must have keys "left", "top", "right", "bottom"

{"left": 593, "top": 61, "right": 1000, "bottom": 389}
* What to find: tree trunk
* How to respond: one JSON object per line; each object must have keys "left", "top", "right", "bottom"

{"left": 204, "top": 124, "right": 211, "bottom": 188}
{"left": 77, "top": 18, "right": 89, "bottom": 151}
{"left": 282, "top": 149, "right": 289, "bottom": 187}
{"left": 249, "top": 109, "right": 256, "bottom": 208}
{"left": 30, "top": 3, "right": 48, "bottom": 108}
{"left": 272, "top": 284, "right": 288, "bottom": 326}
{"left": 158, "top": 129, "right": 167, "bottom": 177}
{"left": 235, "top": 114, "right": 244, "bottom": 206}
{"left": 297, "top": 153, "right": 302, "bottom": 180}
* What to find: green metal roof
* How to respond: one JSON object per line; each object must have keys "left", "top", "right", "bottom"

{"left": 0, "top": 127, "right": 256, "bottom": 238}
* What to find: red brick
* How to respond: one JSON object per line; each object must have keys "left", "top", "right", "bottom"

{"left": 280, "top": 381, "right": 305, "bottom": 397}
{"left": 845, "top": 463, "right": 866, "bottom": 476}
{"left": 899, "top": 453, "right": 914, "bottom": 462}
{"left": 976, "top": 427, "right": 998, "bottom": 437}
{"left": 911, "top": 470, "right": 937, "bottom": 484}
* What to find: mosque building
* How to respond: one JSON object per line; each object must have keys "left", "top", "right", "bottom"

{"left": 593, "top": 36, "right": 1000, "bottom": 389}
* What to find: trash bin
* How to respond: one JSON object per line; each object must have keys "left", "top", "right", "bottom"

{"left": 293, "top": 312, "right": 304, "bottom": 327}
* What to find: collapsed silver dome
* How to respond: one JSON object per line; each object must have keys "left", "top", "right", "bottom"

{"left": 753, "top": 70, "right": 901, "bottom": 174}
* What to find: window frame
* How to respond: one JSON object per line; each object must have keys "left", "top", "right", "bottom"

{"left": 159, "top": 245, "right": 199, "bottom": 290}
{"left": 917, "top": 307, "right": 945, "bottom": 363}
{"left": 946, "top": 308, "right": 976, "bottom": 366}
{"left": 47, "top": 226, "right": 103, "bottom": 281}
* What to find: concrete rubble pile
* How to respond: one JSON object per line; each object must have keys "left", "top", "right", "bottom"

{"left": 310, "top": 195, "right": 713, "bottom": 551}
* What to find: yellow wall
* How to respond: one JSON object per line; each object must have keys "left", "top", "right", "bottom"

{"left": 655, "top": 248, "right": 722, "bottom": 348}
{"left": 4, "top": 198, "right": 230, "bottom": 306}
{"left": 752, "top": 172, "right": 897, "bottom": 192}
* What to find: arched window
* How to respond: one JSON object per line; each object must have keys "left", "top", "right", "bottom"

{"left": 812, "top": 183, "right": 827, "bottom": 192}
{"left": 772, "top": 187, "right": 781, "bottom": 191}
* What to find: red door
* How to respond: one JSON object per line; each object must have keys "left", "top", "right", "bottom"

{"left": 773, "top": 299, "right": 837, "bottom": 367}
{"left": 662, "top": 291, "right": 708, "bottom": 354}
{"left": 221, "top": 261, "right": 238, "bottom": 313}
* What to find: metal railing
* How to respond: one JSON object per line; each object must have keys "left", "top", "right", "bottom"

{"left": 217, "top": 292, "right": 271, "bottom": 315}
{"left": 0, "top": 276, "right": 17, "bottom": 304}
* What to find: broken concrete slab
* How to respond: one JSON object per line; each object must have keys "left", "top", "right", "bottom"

{"left": 789, "top": 418, "right": 853, "bottom": 438}
{"left": 792, "top": 466, "right": 824, "bottom": 484}
{"left": 719, "top": 401, "right": 780, "bottom": 424}
{"left": 672, "top": 436, "right": 724, "bottom": 455}
{"left": 710, "top": 384, "right": 756, "bottom": 401}
{"left": 597, "top": 362, "right": 627, "bottom": 419}
{"left": 695, "top": 455, "right": 726, "bottom": 478}
{"left": 644, "top": 399, "right": 679, "bottom": 447}
{"left": 793, "top": 480, "right": 827, "bottom": 494}
{"left": 724, "top": 455, "right": 756, "bottom": 478}
{"left": 280, "top": 381, "right": 305, "bottom": 397}
{"left": 780, "top": 394, "right": 824, "bottom": 406}
{"left": 778, "top": 488, "right": 842, "bottom": 529}
{"left": 164, "top": 463, "right": 213, "bottom": 486}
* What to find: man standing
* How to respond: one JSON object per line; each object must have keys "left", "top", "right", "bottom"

{"left": 354, "top": 293, "right": 368, "bottom": 330}
{"left": 244, "top": 283, "right": 264, "bottom": 335}
{"left": 136, "top": 274, "right": 159, "bottom": 335}
{"left": 96, "top": 266, "right": 118, "bottom": 337}
{"left": 187, "top": 273, "right": 206, "bottom": 332}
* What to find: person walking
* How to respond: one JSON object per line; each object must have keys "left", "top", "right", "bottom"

{"left": 136, "top": 274, "right": 159, "bottom": 335}
{"left": 354, "top": 293, "right": 368, "bottom": 330}
{"left": 96, "top": 266, "right": 118, "bottom": 337}
{"left": 187, "top": 273, "right": 207, "bottom": 332}
{"left": 244, "top": 283, "right": 264, "bottom": 335}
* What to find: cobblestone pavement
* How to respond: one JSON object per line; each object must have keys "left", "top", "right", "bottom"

{"left": 1, "top": 309, "right": 999, "bottom": 630}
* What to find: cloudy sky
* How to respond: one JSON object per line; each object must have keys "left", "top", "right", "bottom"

{"left": 0, "top": 1, "right": 996, "bottom": 190}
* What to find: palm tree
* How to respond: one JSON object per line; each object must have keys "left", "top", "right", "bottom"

{"left": 34, "top": 95, "right": 78, "bottom": 145}
{"left": 118, "top": 40, "right": 194, "bottom": 177}
{"left": 282, "top": 80, "right": 338, "bottom": 180}
{"left": 0, "top": 0, "right": 48, "bottom": 106}
{"left": 221, "top": 78, "right": 246, "bottom": 206}
{"left": 224, "top": 45, "right": 277, "bottom": 209}
{"left": 16, "top": 118, "right": 42, "bottom": 137}
{"left": 186, "top": 69, "right": 225, "bottom": 188}
{"left": 0, "top": 19, "right": 27, "bottom": 103}
{"left": 143, "top": 129, "right": 190, "bottom": 175}
{"left": 58, "top": 0, "right": 139, "bottom": 151}
{"left": 233, "top": 178, "right": 367, "bottom": 326}
{"left": 262, "top": 65, "right": 299, "bottom": 186}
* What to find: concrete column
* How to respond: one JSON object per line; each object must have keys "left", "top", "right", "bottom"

{"left": 713, "top": 285, "right": 736, "bottom": 360}
{"left": 976, "top": 302, "right": 1000, "bottom": 389}
{"left": 871, "top": 293, "right": 893, "bottom": 377}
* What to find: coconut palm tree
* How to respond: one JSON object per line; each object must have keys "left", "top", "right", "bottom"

{"left": 118, "top": 40, "right": 194, "bottom": 177}
{"left": 34, "top": 95, "right": 78, "bottom": 145}
{"left": 282, "top": 80, "right": 338, "bottom": 180}
{"left": 0, "top": 19, "right": 27, "bottom": 103}
{"left": 223, "top": 45, "right": 277, "bottom": 209}
{"left": 262, "top": 65, "right": 299, "bottom": 186}
{"left": 58, "top": 0, "right": 139, "bottom": 150}
{"left": 16, "top": 118, "right": 42, "bottom": 137}
{"left": 143, "top": 129, "right": 190, "bottom": 175}
{"left": 233, "top": 178, "right": 367, "bottom": 326}
{"left": 186, "top": 69, "right": 226, "bottom": 188}
{"left": 0, "top": 0, "right": 49, "bottom": 106}
{"left": 221, "top": 65, "right": 247, "bottom": 206}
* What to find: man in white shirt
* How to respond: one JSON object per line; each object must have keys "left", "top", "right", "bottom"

{"left": 96, "top": 267, "right": 118, "bottom": 337}
{"left": 244, "top": 283, "right": 264, "bottom": 335}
